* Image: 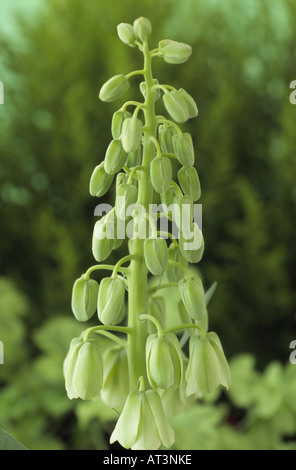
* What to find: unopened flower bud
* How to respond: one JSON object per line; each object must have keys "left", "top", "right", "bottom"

{"left": 89, "top": 162, "right": 114, "bottom": 197}
{"left": 186, "top": 333, "right": 231, "bottom": 396}
{"left": 115, "top": 183, "right": 138, "bottom": 220}
{"left": 112, "top": 215, "right": 125, "bottom": 250}
{"left": 172, "top": 133, "right": 194, "bottom": 167}
{"left": 158, "top": 124, "right": 176, "bottom": 154}
{"left": 110, "top": 388, "right": 175, "bottom": 450}
{"left": 164, "top": 244, "right": 188, "bottom": 283}
{"left": 178, "top": 166, "right": 201, "bottom": 201}
{"left": 133, "top": 17, "right": 152, "bottom": 42}
{"left": 63, "top": 337, "right": 83, "bottom": 398}
{"left": 71, "top": 276, "right": 99, "bottom": 322}
{"left": 97, "top": 277, "right": 126, "bottom": 325}
{"left": 179, "top": 223, "right": 204, "bottom": 263}
{"left": 178, "top": 89, "right": 198, "bottom": 118}
{"left": 101, "top": 345, "right": 130, "bottom": 408}
{"left": 92, "top": 214, "right": 115, "bottom": 262}
{"left": 121, "top": 116, "right": 143, "bottom": 153}
{"left": 111, "top": 109, "right": 132, "bottom": 139}
{"left": 148, "top": 296, "right": 166, "bottom": 334}
{"left": 117, "top": 23, "right": 137, "bottom": 47}
{"left": 178, "top": 277, "right": 207, "bottom": 322}
{"left": 126, "top": 147, "right": 142, "bottom": 168}
{"left": 99, "top": 74, "right": 130, "bottom": 102}
{"left": 146, "top": 333, "right": 183, "bottom": 389}
{"left": 163, "top": 90, "right": 189, "bottom": 123}
{"left": 104, "top": 139, "right": 128, "bottom": 175}
{"left": 159, "top": 39, "right": 192, "bottom": 64}
{"left": 140, "top": 79, "right": 161, "bottom": 102}
{"left": 144, "top": 238, "right": 169, "bottom": 276}
{"left": 173, "top": 195, "right": 194, "bottom": 238}
{"left": 160, "top": 186, "right": 176, "bottom": 212}
{"left": 150, "top": 156, "right": 172, "bottom": 194}
{"left": 64, "top": 338, "right": 103, "bottom": 400}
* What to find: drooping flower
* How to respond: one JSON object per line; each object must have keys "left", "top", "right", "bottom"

{"left": 110, "top": 387, "right": 175, "bottom": 450}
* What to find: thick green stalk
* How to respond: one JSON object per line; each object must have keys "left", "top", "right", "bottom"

{"left": 127, "top": 41, "right": 157, "bottom": 390}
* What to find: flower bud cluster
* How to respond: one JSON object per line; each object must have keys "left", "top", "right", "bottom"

{"left": 64, "top": 16, "right": 231, "bottom": 451}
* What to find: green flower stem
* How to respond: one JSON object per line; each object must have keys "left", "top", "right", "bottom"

{"left": 139, "top": 313, "right": 163, "bottom": 337}
{"left": 83, "top": 325, "right": 132, "bottom": 347}
{"left": 112, "top": 254, "right": 138, "bottom": 278}
{"left": 157, "top": 231, "right": 179, "bottom": 248}
{"left": 84, "top": 264, "right": 129, "bottom": 280}
{"left": 127, "top": 39, "right": 157, "bottom": 390}
{"left": 149, "top": 282, "right": 178, "bottom": 295}
{"left": 149, "top": 135, "right": 162, "bottom": 157}
{"left": 125, "top": 69, "right": 145, "bottom": 79}
{"left": 153, "top": 84, "right": 175, "bottom": 94}
{"left": 170, "top": 180, "right": 184, "bottom": 199}
{"left": 168, "top": 259, "right": 191, "bottom": 279}
{"left": 127, "top": 165, "right": 145, "bottom": 184}
{"left": 161, "top": 152, "right": 178, "bottom": 159}
{"left": 156, "top": 116, "right": 183, "bottom": 135}
{"left": 164, "top": 323, "right": 205, "bottom": 336}
{"left": 121, "top": 101, "right": 144, "bottom": 112}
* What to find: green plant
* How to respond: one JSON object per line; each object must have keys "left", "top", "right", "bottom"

{"left": 64, "top": 16, "right": 230, "bottom": 450}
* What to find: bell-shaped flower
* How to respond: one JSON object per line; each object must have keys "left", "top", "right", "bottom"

{"left": 178, "top": 276, "right": 207, "bottom": 322}
{"left": 99, "top": 74, "right": 130, "bottom": 102}
{"left": 101, "top": 345, "right": 130, "bottom": 409}
{"left": 178, "top": 166, "right": 201, "bottom": 202}
{"left": 110, "top": 388, "right": 175, "bottom": 450}
{"left": 186, "top": 332, "right": 231, "bottom": 396}
{"left": 71, "top": 275, "right": 99, "bottom": 322}
{"left": 163, "top": 90, "right": 189, "bottom": 123}
{"left": 158, "top": 124, "right": 176, "bottom": 154}
{"left": 179, "top": 222, "right": 204, "bottom": 264}
{"left": 172, "top": 133, "right": 194, "bottom": 167}
{"left": 92, "top": 214, "right": 115, "bottom": 262}
{"left": 144, "top": 238, "right": 169, "bottom": 276}
{"left": 133, "top": 17, "right": 152, "bottom": 42}
{"left": 178, "top": 88, "right": 198, "bottom": 118}
{"left": 104, "top": 139, "right": 128, "bottom": 175}
{"left": 164, "top": 244, "right": 188, "bottom": 283}
{"left": 159, "top": 40, "right": 192, "bottom": 64}
{"left": 125, "top": 147, "right": 142, "bottom": 168}
{"left": 150, "top": 156, "right": 172, "bottom": 194}
{"left": 97, "top": 277, "right": 126, "bottom": 325}
{"left": 64, "top": 338, "right": 103, "bottom": 400}
{"left": 140, "top": 79, "right": 161, "bottom": 102}
{"left": 146, "top": 333, "right": 183, "bottom": 390}
{"left": 115, "top": 182, "right": 138, "bottom": 220}
{"left": 111, "top": 109, "right": 132, "bottom": 139}
{"left": 121, "top": 116, "right": 143, "bottom": 153}
{"left": 89, "top": 162, "right": 114, "bottom": 198}
{"left": 117, "top": 23, "right": 137, "bottom": 47}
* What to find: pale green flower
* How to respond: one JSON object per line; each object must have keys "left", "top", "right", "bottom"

{"left": 110, "top": 388, "right": 175, "bottom": 450}
{"left": 186, "top": 332, "right": 231, "bottom": 396}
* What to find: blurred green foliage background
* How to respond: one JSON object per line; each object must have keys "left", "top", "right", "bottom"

{"left": 0, "top": 0, "right": 296, "bottom": 450}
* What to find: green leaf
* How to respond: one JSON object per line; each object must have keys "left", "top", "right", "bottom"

{"left": 0, "top": 428, "right": 28, "bottom": 450}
